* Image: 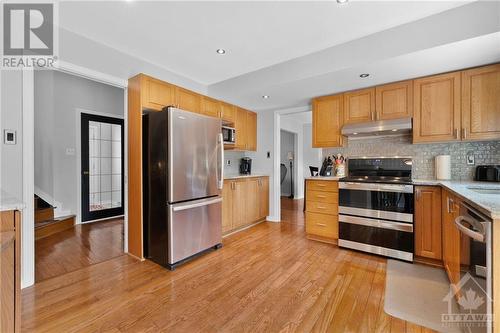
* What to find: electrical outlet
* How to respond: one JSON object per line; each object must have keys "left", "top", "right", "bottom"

{"left": 267, "top": 151, "right": 271, "bottom": 158}
{"left": 66, "top": 148, "right": 76, "bottom": 156}
{"left": 466, "top": 152, "right": 475, "bottom": 165}
{"left": 226, "top": 159, "right": 231, "bottom": 166}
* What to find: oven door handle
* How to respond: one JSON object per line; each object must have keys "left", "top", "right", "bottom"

{"left": 454, "top": 215, "right": 485, "bottom": 242}
{"left": 339, "top": 214, "right": 413, "bottom": 232}
{"left": 339, "top": 182, "right": 413, "bottom": 193}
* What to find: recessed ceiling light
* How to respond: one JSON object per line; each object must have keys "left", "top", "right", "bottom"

{"left": 353, "top": 132, "right": 358, "bottom": 135}
{"left": 337, "top": 0, "right": 349, "bottom": 3}
{"left": 359, "top": 73, "right": 370, "bottom": 78}
{"left": 392, "top": 129, "right": 398, "bottom": 132}
{"left": 216, "top": 49, "right": 226, "bottom": 55}
{"left": 262, "top": 95, "right": 270, "bottom": 99}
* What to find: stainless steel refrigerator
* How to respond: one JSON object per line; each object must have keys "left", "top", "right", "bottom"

{"left": 143, "top": 107, "right": 223, "bottom": 270}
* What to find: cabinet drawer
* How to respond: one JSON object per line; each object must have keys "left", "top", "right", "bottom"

{"left": 306, "top": 201, "right": 338, "bottom": 215}
{"left": 307, "top": 180, "right": 338, "bottom": 192}
{"left": 305, "top": 212, "right": 338, "bottom": 239}
{"left": 306, "top": 190, "right": 338, "bottom": 204}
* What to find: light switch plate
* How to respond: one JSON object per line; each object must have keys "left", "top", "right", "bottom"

{"left": 226, "top": 159, "right": 231, "bottom": 166}
{"left": 4, "top": 130, "right": 16, "bottom": 145}
{"left": 466, "top": 152, "right": 475, "bottom": 165}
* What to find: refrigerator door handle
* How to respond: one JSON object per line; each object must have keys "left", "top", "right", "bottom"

{"left": 172, "top": 197, "right": 223, "bottom": 212}
{"left": 218, "top": 132, "right": 224, "bottom": 190}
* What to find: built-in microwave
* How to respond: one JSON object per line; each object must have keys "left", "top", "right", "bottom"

{"left": 222, "top": 126, "right": 235, "bottom": 145}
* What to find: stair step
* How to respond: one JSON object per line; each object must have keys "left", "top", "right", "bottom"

{"left": 35, "top": 215, "right": 75, "bottom": 240}
{"left": 35, "top": 207, "right": 55, "bottom": 224}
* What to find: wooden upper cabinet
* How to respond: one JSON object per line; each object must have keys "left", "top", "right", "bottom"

{"left": 343, "top": 88, "right": 375, "bottom": 124}
{"left": 312, "top": 95, "right": 344, "bottom": 148}
{"left": 175, "top": 87, "right": 201, "bottom": 113}
{"left": 201, "top": 96, "right": 221, "bottom": 118}
{"left": 246, "top": 111, "right": 257, "bottom": 151}
{"left": 414, "top": 186, "right": 442, "bottom": 260}
{"left": 234, "top": 107, "right": 247, "bottom": 150}
{"left": 461, "top": 64, "right": 500, "bottom": 141}
{"left": 141, "top": 76, "right": 175, "bottom": 111}
{"left": 220, "top": 102, "right": 236, "bottom": 123}
{"left": 413, "top": 72, "right": 461, "bottom": 143}
{"left": 375, "top": 80, "right": 413, "bottom": 120}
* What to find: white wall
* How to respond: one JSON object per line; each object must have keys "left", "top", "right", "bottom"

{"left": 302, "top": 123, "right": 322, "bottom": 178}
{"left": 0, "top": 71, "right": 24, "bottom": 200}
{"left": 34, "top": 70, "right": 124, "bottom": 220}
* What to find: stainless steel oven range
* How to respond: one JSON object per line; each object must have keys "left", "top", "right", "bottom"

{"left": 338, "top": 157, "right": 414, "bottom": 261}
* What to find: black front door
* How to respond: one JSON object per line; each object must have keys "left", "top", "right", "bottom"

{"left": 81, "top": 113, "right": 124, "bottom": 222}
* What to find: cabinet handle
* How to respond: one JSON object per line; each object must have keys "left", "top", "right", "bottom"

{"left": 447, "top": 197, "right": 454, "bottom": 213}
{"left": 415, "top": 190, "right": 420, "bottom": 201}
{"left": 316, "top": 184, "right": 326, "bottom": 187}
{"left": 316, "top": 223, "right": 327, "bottom": 227}
{"left": 454, "top": 128, "right": 459, "bottom": 139}
{"left": 316, "top": 195, "right": 326, "bottom": 198}
{"left": 462, "top": 128, "right": 467, "bottom": 140}
{"left": 371, "top": 112, "right": 375, "bottom": 121}
{"left": 317, "top": 206, "right": 326, "bottom": 209}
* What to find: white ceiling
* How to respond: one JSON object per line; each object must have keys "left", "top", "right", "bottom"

{"left": 58, "top": 1, "right": 500, "bottom": 111}
{"left": 60, "top": 1, "right": 471, "bottom": 84}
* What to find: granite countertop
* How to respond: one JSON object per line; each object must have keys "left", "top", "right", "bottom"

{"left": 305, "top": 176, "right": 342, "bottom": 181}
{"left": 413, "top": 179, "right": 500, "bottom": 219}
{"left": 224, "top": 174, "right": 269, "bottom": 180}
{"left": 0, "top": 190, "right": 24, "bottom": 212}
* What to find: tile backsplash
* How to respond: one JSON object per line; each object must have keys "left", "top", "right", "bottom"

{"left": 323, "top": 135, "right": 500, "bottom": 180}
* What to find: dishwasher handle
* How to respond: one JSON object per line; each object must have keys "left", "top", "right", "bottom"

{"left": 454, "top": 215, "right": 485, "bottom": 242}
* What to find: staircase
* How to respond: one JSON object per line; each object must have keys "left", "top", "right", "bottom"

{"left": 35, "top": 195, "right": 75, "bottom": 240}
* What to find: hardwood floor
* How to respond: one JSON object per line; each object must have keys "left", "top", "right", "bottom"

{"left": 35, "top": 218, "right": 124, "bottom": 282}
{"left": 281, "top": 197, "right": 305, "bottom": 225}
{"left": 24, "top": 220, "right": 434, "bottom": 332}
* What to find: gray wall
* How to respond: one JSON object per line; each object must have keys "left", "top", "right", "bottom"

{"left": 224, "top": 151, "right": 244, "bottom": 175}
{"left": 324, "top": 135, "right": 500, "bottom": 180}
{"left": 34, "top": 70, "right": 124, "bottom": 217}
{"left": 280, "top": 130, "right": 295, "bottom": 196}
{"left": 303, "top": 123, "right": 322, "bottom": 178}
{"left": 1, "top": 71, "right": 23, "bottom": 200}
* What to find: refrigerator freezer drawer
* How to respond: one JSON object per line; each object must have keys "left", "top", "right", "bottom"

{"left": 168, "top": 197, "right": 222, "bottom": 264}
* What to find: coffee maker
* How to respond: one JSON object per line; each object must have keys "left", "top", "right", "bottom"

{"left": 240, "top": 157, "right": 252, "bottom": 175}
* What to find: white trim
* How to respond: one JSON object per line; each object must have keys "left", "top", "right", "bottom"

{"left": 123, "top": 88, "right": 128, "bottom": 253}
{"left": 75, "top": 108, "right": 125, "bottom": 225}
{"left": 22, "top": 68, "right": 35, "bottom": 288}
{"left": 54, "top": 60, "right": 127, "bottom": 89}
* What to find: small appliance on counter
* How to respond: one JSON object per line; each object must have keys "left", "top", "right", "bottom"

{"left": 475, "top": 165, "right": 500, "bottom": 182}
{"left": 240, "top": 157, "right": 252, "bottom": 175}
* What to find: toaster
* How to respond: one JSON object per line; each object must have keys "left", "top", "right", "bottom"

{"left": 475, "top": 165, "right": 500, "bottom": 182}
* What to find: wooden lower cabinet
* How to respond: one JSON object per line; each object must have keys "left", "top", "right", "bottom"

{"left": 442, "top": 189, "right": 462, "bottom": 288}
{"left": 222, "top": 176, "right": 269, "bottom": 235}
{"left": 305, "top": 180, "right": 339, "bottom": 243}
{"left": 0, "top": 210, "right": 21, "bottom": 332}
{"left": 414, "top": 186, "right": 442, "bottom": 260}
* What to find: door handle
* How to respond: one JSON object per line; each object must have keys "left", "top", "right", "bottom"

{"left": 83, "top": 171, "right": 89, "bottom": 175}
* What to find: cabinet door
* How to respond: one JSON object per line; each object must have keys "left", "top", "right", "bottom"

{"left": 462, "top": 64, "right": 500, "bottom": 141}
{"left": 232, "top": 180, "right": 247, "bottom": 228}
{"left": 201, "top": 97, "right": 221, "bottom": 118}
{"left": 413, "top": 72, "right": 461, "bottom": 143}
{"left": 222, "top": 182, "right": 233, "bottom": 234}
{"left": 343, "top": 88, "right": 375, "bottom": 124}
{"left": 312, "top": 95, "right": 343, "bottom": 147}
{"left": 442, "top": 190, "right": 461, "bottom": 287}
{"left": 234, "top": 107, "right": 247, "bottom": 150}
{"left": 375, "top": 80, "right": 413, "bottom": 120}
{"left": 220, "top": 102, "right": 236, "bottom": 123}
{"left": 258, "top": 177, "right": 269, "bottom": 219}
{"left": 142, "top": 77, "right": 175, "bottom": 110}
{"left": 245, "top": 178, "right": 260, "bottom": 223}
{"left": 414, "top": 186, "right": 442, "bottom": 260}
{"left": 245, "top": 111, "right": 257, "bottom": 151}
{"left": 175, "top": 87, "right": 201, "bottom": 113}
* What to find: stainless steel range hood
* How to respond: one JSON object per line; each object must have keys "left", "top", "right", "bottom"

{"left": 341, "top": 118, "right": 412, "bottom": 138}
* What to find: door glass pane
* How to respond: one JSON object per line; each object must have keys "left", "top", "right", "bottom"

{"left": 89, "top": 121, "right": 122, "bottom": 212}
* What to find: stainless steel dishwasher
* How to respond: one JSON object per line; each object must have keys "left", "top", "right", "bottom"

{"left": 454, "top": 202, "right": 492, "bottom": 333}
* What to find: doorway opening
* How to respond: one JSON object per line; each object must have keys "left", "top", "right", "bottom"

{"left": 33, "top": 70, "right": 126, "bottom": 282}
